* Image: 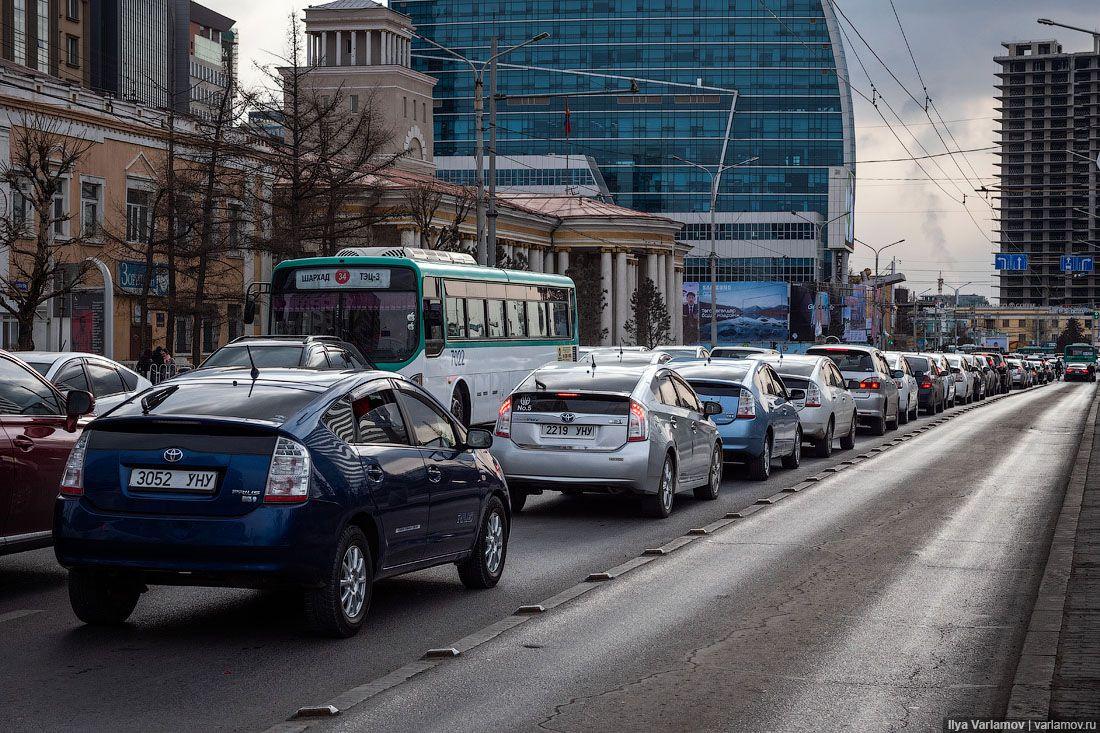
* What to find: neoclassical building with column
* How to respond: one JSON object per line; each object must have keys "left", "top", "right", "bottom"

{"left": 297, "top": 0, "right": 689, "bottom": 346}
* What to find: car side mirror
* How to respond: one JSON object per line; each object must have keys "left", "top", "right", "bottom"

{"left": 65, "top": 389, "right": 95, "bottom": 431}
{"left": 465, "top": 427, "right": 493, "bottom": 450}
{"left": 891, "top": 369, "right": 905, "bottom": 379}
{"left": 703, "top": 400, "right": 723, "bottom": 416}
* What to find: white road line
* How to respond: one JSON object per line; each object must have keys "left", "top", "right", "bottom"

{"left": 0, "top": 610, "right": 42, "bottom": 624}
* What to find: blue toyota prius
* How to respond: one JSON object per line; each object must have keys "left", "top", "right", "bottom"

{"left": 54, "top": 368, "right": 510, "bottom": 637}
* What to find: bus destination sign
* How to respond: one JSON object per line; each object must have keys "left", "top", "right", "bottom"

{"left": 295, "top": 268, "right": 392, "bottom": 290}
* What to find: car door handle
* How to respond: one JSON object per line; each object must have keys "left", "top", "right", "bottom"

{"left": 13, "top": 435, "right": 34, "bottom": 452}
{"left": 365, "top": 465, "right": 385, "bottom": 483}
{"left": 426, "top": 465, "right": 442, "bottom": 483}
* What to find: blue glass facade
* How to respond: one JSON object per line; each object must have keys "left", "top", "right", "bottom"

{"left": 395, "top": 0, "right": 855, "bottom": 281}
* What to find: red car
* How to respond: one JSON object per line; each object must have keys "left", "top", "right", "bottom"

{"left": 0, "top": 350, "right": 95, "bottom": 556}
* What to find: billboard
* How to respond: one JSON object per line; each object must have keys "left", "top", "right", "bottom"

{"left": 682, "top": 281, "right": 789, "bottom": 345}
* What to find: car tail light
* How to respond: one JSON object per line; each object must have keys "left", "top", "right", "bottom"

{"left": 627, "top": 400, "right": 648, "bottom": 442}
{"left": 736, "top": 387, "right": 756, "bottom": 419}
{"left": 920, "top": 378, "right": 933, "bottom": 388}
{"left": 264, "top": 437, "right": 311, "bottom": 504}
{"left": 60, "top": 432, "right": 90, "bottom": 497}
{"left": 495, "top": 396, "right": 512, "bottom": 438}
{"left": 805, "top": 383, "right": 822, "bottom": 408}
{"left": 859, "top": 379, "right": 881, "bottom": 390}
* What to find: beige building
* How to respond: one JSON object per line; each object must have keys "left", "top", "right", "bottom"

{"left": 964, "top": 305, "right": 1097, "bottom": 350}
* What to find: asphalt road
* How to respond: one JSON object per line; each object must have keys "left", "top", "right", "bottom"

{"left": 0, "top": 381, "right": 1088, "bottom": 732}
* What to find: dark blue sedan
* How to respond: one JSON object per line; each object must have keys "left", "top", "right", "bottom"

{"left": 54, "top": 369, "right": 510, "bottom": 637}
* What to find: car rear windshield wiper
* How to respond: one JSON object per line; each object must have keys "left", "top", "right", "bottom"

{"left": 140, "top": 385, "right": 178, "bottom": 415}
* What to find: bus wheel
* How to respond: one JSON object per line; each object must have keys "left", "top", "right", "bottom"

{"left": 451, "top": 384, "right": 470, "bottom": 427}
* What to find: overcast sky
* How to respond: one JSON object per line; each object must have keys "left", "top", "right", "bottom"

{"left": 206, "top": 0, "right": 1099, "bottom": 300}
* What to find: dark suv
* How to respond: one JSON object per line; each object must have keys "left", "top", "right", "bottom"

{"left": 199, "top": 336, "right": 368, "bottom": 371}
{"left": 0, "top": 351, "right": 95, "bottom": 555}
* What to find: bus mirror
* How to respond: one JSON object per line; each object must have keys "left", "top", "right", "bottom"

{"left": 243, "top": 298, "right": 256, "bottom": 325}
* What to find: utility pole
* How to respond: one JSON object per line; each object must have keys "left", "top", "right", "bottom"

{"left": 855, "top": 237, "right": 904, "bottom": 350}
{"left": 487, "top": 36, "right": 498, "bottom": 267}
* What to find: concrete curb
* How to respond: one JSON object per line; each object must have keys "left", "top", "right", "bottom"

{"left": 1005, "top": 388, "right": 1097, "bottom": 719}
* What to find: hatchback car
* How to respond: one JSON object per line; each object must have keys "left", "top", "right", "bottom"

{"left": 19, "top": 351, "right": 151, "bottom": 415}
{"left": 883, "top": 352, "right": 919, "bottom": 423}
{"left": 746, "top": 353, "right": 857, "bottom": 456}
{"left": 491, "top": 362, "right": 722, "bottom": 518}
{"left": 902, "top": 354, "right": 945, "bottom": 415}
{"left": 54, "top": 369, "right": 508, "bottom": 637}
{"left": 806, "top": 345, "right": 900, "bottom": 435}
{"left": 198, "top": 336, "right": 369, "bottom": 371}
{"left": 1, "top": 351, "right": 95, "bottom": 556}
{"left": 1006, "top": 358, "right": 1030, "bottom": 388}
{"left": 675, "top": 360, "right": 803, "bottom": 480}
{"left": 944, "top": 353, "right": 976, "bottom": 404}
{"left": 975, "top": 352, "right": 1010, "bottom": 393}
{"left": 710, "top": 346, "right": 779, "bottom": 359}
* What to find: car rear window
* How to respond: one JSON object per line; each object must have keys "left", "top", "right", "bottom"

{"left": 512, "top": 393, "right": 629, "bottom": 415}
{"left": 107, "top": 383, "right": 320, "bottom": 423}
{"left": 686, "top": 380, "right": 743, "bottom": 398}
{"left": 22, "top": 360, "right": 52, "bottom": 376}
{"left": 778, "top": 376, "right": 810, "bottom": 390}
{"left": 769, "top": 361, "right": 815, "bottom": 377}
{"left": 202, "top": 345, "right": 304, "bottom": 369}
{"left": 904, "top": 356, "right": 930, "bottom": 373}
{"left": 809, "top": 349, "right": 872, "bottom": 371}
{"left": 518, "top": 369, "right": 641, "bottom": 394}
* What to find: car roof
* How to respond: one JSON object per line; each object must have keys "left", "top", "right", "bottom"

{"left": 808, "top": 344, "right": 878, "bottom": 354}
{"left": 162, "top": 367, "right": 392, "bottom": 390}
{"left": 673, "top": 360, "right": 757, "bottom": 382}
{"left": 14, "top": 351, "right": 110, "bottom": 362}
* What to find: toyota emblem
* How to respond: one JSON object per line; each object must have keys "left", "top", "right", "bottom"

{"left": 164, "top": 448, "right": 184, "bottom": 463}
{"left": 560, "top": 412, "right": 576, "bottom": 423}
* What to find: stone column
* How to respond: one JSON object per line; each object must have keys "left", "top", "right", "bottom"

{"left": 600, "top": 250, "right": 613, "bottom": 345}
{"left": 365, "top": 30, "right": 372, "bottom": 65}
{"left": 544, "top": 249, "right": 555, "bottom": 274}
{"left": 336, "top": 31, "right": 343, "bottom": 65}
{"left": 614, "top": 250, "right": 628, "bottom": 345}
{"left": 400, "top": 228, "right": 417, "bottom": 248}
{"left": 350, "top": 30, "right": 357, "bottom": 66}
{"left": 557, "top": 249, "right": 570, "bottom": 276}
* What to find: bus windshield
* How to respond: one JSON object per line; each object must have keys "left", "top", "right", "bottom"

{"left": 271, "top": 290, "right": 418, "bottom": 364}
{"left": 1065, "top": 343, "right": 1097, "bottom": 361}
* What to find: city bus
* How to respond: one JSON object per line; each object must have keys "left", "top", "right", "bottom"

{"left": 256, "top": 247, "right": 578, "bottom": 425}
{"left": 1064, "top": 342, "right": 1098, "bottom": 364}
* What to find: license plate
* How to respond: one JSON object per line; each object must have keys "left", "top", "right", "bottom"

{"left": 852, "top": 390, "right": 870, "bottom": 398}
{"left": 540, "top": 424, "right": 597, "bottom": 439}
{"left": 129, "top": 468, "right": 218, "bottom": 492}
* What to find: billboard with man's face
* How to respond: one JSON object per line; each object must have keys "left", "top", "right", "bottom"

{"left": 681, "top": 281, "right": 790, "bottom": 345}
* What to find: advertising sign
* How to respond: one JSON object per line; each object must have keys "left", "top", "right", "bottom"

{"left": 682, "top": 281, "right": 789, "bottom": 345}
{"left": 295, "top": 268, "right": 391, "bottom": 290}
{"left": 118, "top": 261, "right": 169, "bottom": 297}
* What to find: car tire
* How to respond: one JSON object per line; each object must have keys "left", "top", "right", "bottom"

{"left": 68, "top": 568, "right": 142, "bottom": 626}
{"left": 457, "top": 496, "right": 508, "bottom": 589}
{"left": 871, "top": 410, "right": 887, "bottom": 436}
{"left": 814, "top": 419, "right": 834, "bottom": 458}
{"left": 840, "top": 416, "right": 857, "bottom": 450}
{"left": 450, "top": 385, "right": 470, "bottom": 428}
{"left": 782, "top": 428, "right": 802, "bottom": 469}
{"left": 899, "top": 403, "right": 909, "bottom": 425}
{"left": 693, "top": 444, "right": 722, "bottom": 500}
{"left": 746, "top": 434, "right": 773, "bottom": 481}
{"left": 887, "top": 406, "right": 899, "bottom": 431}
{"left": 304, "top": 525, "right": 372, "bottom": 638}
{"left": 642, "top": 454, "right": 677, "bottom": 518}
{"left": 508, "top": 485, "right": 528, "bottom": 513}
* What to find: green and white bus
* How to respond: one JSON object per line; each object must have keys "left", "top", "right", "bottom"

{"left": 1065, "top": 342, "right": 1098, "bottom": 364}
{"left": 261, "top": 247, "right": 578, "bottom": 425}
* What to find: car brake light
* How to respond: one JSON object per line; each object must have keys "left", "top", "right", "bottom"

{"left": 921, "top": 378, "right": 933, "bottom": 388}
{"left": 60, "top": 432, "right": 90, "bottom": 497}
{"left": 736, "top": 387, "right": 756, "bottom": 419}
{"left": 264, "top": 437, "right": 311, "bottom": 503}
{"left": 805, "top": 383, "right": 822, "bottom": 408}
{"left": 555, "top": 392, "right": 579, "bottom": 398}
{"left": 627, "top": 400, "right": 648, "bottom": 442}
{"left": 495, "top": 396, "right": 512, "bottom": 438}
{"left": 859, "top": 379, "right": 880, "bottom": 390}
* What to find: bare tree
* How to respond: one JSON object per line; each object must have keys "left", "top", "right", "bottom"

{"left": 244, "top": 13, "right": 407, "bottom": 259}
{"left": 0, "top": 114, "right": 94, "bottom": 349}
{"left": 402, "top": 180, "right": 476, "bottom": 251}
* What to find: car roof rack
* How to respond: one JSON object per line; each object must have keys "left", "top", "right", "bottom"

{"left": 228, "top": 335, "right": 344, "bottom": 344}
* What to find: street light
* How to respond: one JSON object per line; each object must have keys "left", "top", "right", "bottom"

{"left": 942, "top": 280, "right": 973, "bottom": 347}
{"left": 414, "top": 31, "right": 549, "bottom": 265}
{"left": 790, "top": 210, "right": 852, "bottom": 283}
{"left": 855, "top": 237, "right": 904, "bottom": 349}
{"left": 672, "top": 154, "right": 758, "bottom": 349}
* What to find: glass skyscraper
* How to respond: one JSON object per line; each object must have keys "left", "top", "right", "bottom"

{"left": 394, "top": 0, "right": 856, "bottom": 284}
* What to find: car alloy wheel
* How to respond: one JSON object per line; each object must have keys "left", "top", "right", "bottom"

{"left": 458, "top": 497, "right": 509, "bottom": 588}
{"left": 340, "top": 545, "right": 368, "bottom": 621}
{"left": 643, "top": 456, "right": 677, "bottom": 517}
{"left": 815, "top": 420, "right": 834, "bottom": 458}
{"left": 783, "top": 428, "right": 802, "bottom": 468}
{"left": 694, "top": 445, "right": 722, "bottom": 500}
{"left": 660, "top": 460, "right": 674, "bottom": 513}
{"left": 484, "top": 512, "right": 504, "bottom": 574}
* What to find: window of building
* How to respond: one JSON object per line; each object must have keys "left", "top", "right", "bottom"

{"left": 350, "top": 94, "right": 359, "bottom": 112}
{"left": 14, "top": 0, "right": 26, "bottom": 65}
{"left": 67, "top": 0, "right": 79, "bottom": 20}
{"left": 175, "top": 316, "right": 192, "bottom": 354}
{"left": 52, "top": 182, "right": 69, "bottom": 237}
{"left": 202, "top": 317, "right": 220, "bottom": 354}
{"left": 403, "top": 96, "right": 408, "bottom": 117}
{"left": 227, "top": 304, "right": 243, "bottom": 341}
{"left": 66, "top": 35, "right": 80, "bottom": 67}
{"left": 226, "top": 201, "right": 243, "bottom": 249}
{"left": 126, "top": 187, "right": 152, "bottom": 243}
{"left": 11, "top": 184, "right": 30, "bottom": 230}
{"left": 35, "top": 0, "right": 49, "bottom": 72}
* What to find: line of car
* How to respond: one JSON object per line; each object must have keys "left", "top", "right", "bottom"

{"left": 0, "top": 339, "right": 1074, "bottom": 638}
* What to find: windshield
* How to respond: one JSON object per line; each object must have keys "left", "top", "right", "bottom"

{"left": 904, "top": 356, "right": 929, "bottom": 374}
{"left": 108, "top": 383, "right": 320, "bottom": 423}
{"left": 1066, "top": 345, "right": 1095, "bottom": 357}
{"left": 272, "top": 290, "right": 418, "bottom": 363}
{"left": 202, "top": 345, "right": 304, "bottom": 369}
{"left": 810, "top": 349, "right": 872, "bottom": 372}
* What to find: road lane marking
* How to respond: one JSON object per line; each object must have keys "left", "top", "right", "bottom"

{"left": 0, "top": 610, "right": 41, "bottom": 624}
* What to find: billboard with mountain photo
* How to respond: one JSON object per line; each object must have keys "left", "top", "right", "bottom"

{"left": 681, "top": 281, "right": 790, "bottom": 345}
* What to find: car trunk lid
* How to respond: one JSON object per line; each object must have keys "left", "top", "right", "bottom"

{"left": 508, "top": 391, "right": 631, "bottom": 450}
{"left": 82, "top": 417, "right": 280, "bottom": 517}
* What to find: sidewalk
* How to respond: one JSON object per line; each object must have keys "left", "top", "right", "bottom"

{"left": 1050, "top": 410, "right": 1100, "bottom": 720}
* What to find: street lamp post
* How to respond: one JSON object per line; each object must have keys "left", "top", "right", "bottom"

{"left": 672, "top": 155, "right": 758, "bottom": 349}
{"left": 790, "top": 210, "right": 852, "bottom": 283}
{"left": 943, "top": 281, "right": 973, "bottom": 347}
{"left": 855, "top": 237, "right": 904, "bottom": 350}
{"left": 414, "top": 32, "right": 549, "bottom": 265}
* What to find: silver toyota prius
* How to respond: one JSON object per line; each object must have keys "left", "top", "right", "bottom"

{"left": 491, "top": 361, "right": 723, "bottom": 518}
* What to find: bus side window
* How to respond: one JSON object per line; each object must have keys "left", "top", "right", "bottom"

{"left": 424, "top": 277, "right": 445, "bottom": 357}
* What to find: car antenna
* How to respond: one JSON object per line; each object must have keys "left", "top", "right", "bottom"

{"left": 590, "top": 353, "right": 597, "bottom": 372}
